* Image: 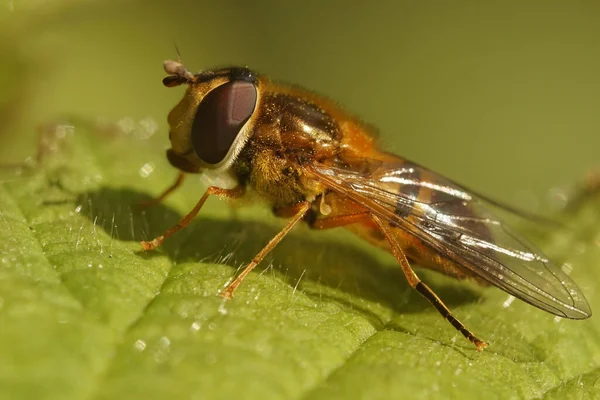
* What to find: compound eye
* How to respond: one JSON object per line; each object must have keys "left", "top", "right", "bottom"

{"left": 191, "top": 80, "right": 257, "bottom": 165}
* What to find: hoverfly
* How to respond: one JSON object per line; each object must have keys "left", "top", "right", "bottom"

{"left": 141, "top": 60, "right": 591, "bottom": 351}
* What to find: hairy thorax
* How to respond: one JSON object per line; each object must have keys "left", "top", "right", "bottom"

{"left": 232, "top": 90, "right": 344, "bottom": 209}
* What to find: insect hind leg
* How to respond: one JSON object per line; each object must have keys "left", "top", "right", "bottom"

{"left": 371, "top": 214, "right": 487, "bottom": 351}
{"left": 414, "top": 281, "right": 486, "bottom": 350}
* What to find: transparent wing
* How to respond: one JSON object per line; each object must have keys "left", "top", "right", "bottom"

{"left": 309, "top": 159, "right": 591, "bottom": 319}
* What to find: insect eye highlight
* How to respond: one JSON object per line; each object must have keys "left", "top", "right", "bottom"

{"left": 191, "top": 80, "right": 257, "bottom": 166}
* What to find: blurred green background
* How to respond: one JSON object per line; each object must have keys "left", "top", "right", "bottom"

{"left": 1, "top": 0, "right": 599, "bottom": 208}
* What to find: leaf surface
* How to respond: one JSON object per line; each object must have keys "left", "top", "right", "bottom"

{"left": 0, "top": 122, "right": 599, "bottom": 400}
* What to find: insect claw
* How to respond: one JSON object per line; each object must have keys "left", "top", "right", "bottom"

{"left": 140, "top": 237, "right": 163, "bottom": 251}
{"left": 475, "top": 339, "right": 488, "bottom": 352}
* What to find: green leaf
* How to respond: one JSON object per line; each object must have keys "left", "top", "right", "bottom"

{"left": 0, "top": 121, "right": 599, "bottom": 400}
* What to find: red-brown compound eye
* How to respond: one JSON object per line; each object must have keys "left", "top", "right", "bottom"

{"left": 191, "top": 80, "right": 257, "bottom": 165}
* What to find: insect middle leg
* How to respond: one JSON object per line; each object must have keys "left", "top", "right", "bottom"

{"left": 140, "top": 185, "right": 244, "bottom": 251}
{"left": 220, "top": 201, "right": 311, "bottom": 299}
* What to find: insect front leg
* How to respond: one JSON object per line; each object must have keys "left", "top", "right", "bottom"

{"left": 370, "top": 214, "right": 487, "bottom": 351}
{"left": 139, "top": 172, "right": 186, "bottom": 208}
{"left": 140, "top": 185, "right": 244, "bottom": 251}
{"left": 220, "top": 201, "right": 311, "bottom": 300}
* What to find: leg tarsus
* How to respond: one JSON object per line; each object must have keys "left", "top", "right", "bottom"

{"left": 140, "top": 185, "right": 244, "bottom": 251}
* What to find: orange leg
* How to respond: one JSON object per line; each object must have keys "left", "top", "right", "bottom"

{"left": 309, "top": 212, "right": 371, "bottom": 230}
{"left": 371, "top": 214, "right": 487, "bottom": 351}
{"left": 140, "top": 172, "right": 186, "bottom": 208}
{"left": 220, "top": 201, "right": 311, "bottom": 299}
{"left": 140, "top": 185, "right": 244, "bottom": 251}
{"left": 305, "top": 209, "right": 487, "bottom": 350}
